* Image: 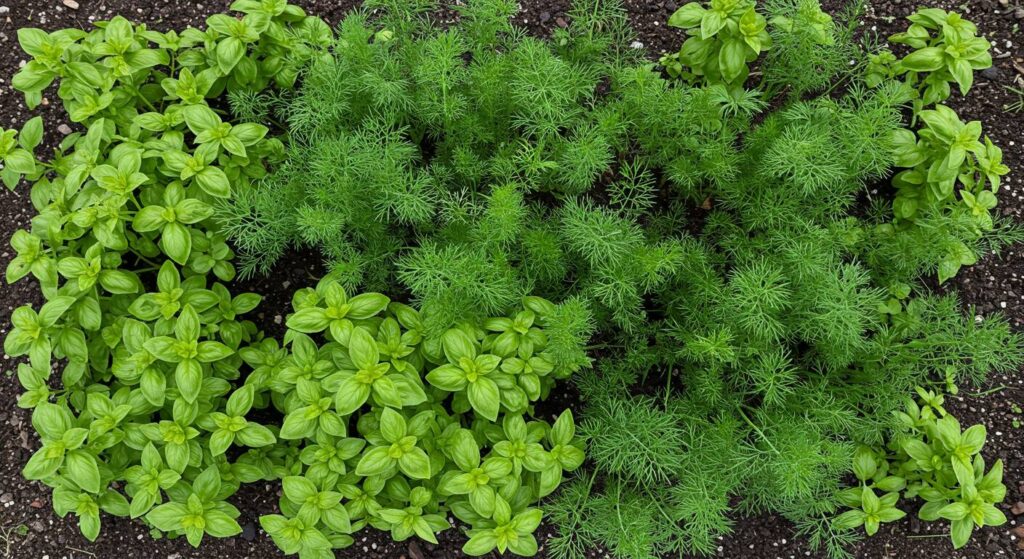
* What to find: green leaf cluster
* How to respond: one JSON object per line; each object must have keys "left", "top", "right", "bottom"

{"left": 6, "top": 2, "right": 331, "bottom": 293}
{"left": 836, "top": 388, "right": 1007, "bottom": 549}
{"left": 251, "top": 276, "right": 586, "bottom": 556}
{"left": 0, "top": 116, "right": 44, "bottom": 189}
{"left": 872, "top": 8, "right": 992, "bottom": 109}
{"left": 889, "top": 104, "right": 1008, "bottom": 282}
{"left": 13, "top": 260, "right": 266, "bottom": 544}
{"left": 13, "top": 0, "right": 332, "bottom": 114}
{"left": 5, "top": 0, "right": 325, "bottom": 547}
{"left": 861, "top": 9, "right": 1010, "bottom": 283}
{"left": 661, "top": 0, "right": 771, "bottom": 86}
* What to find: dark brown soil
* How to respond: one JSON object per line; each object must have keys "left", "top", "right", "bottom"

{"left": 1, "top": 1, "right": 1022, "bottom": 558}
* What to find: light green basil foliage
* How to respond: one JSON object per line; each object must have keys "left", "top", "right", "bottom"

{"left": 12, "top": 259, "right": 264, "bottom": 544}
{"left": 835, "top": 388, "right": 1007, "bottom": 549}
{"left": 662, "top": 0, "right": 771, "bottom": 87}
{"left": 889, "top": 105, "right": 1008, "bottom": 283}
{"left": 0, "top": 116, "right": 44, "bottom": 189}
{"left": 254, "top": 278, "right": 587, "bottom": 557}
{"left": 864, "top": 50, "right": 901, "bottom": 89}
{"left": 864, "top": 9, "right": 1010, "bottom": 284}
{"left": 12, "top": 0, "right": 332, "bottom": 114}
{"left": 4, "top": 0, "right": 319, "bottom": 548}
{"left": 872, "top": 8, "right": 992, "bottom": 113}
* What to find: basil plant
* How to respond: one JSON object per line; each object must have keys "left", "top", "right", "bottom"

{"left": 835, "top": 388, "right": 1007, "bottom": 549}
{"left": 251, "top": 277, "right": 587, "bottom": 557}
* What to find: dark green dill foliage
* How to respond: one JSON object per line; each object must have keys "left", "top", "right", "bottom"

{"left": 545, "top": 4, "right": 1019, "bottom": 559}
{"left": 222, "top": 0, "right": 689, "bottom": 335}
{"left": 216, "top": 1, "right": 1024, "bottom": 556}
{"left": 580, "top": 394, "right": 688, "bottom": 487}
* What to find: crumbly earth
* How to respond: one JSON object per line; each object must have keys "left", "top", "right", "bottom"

{"left": 0, "top": 1, "right": 1022, "bottom": 558}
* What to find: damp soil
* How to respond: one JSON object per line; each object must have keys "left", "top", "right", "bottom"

{"left": 1, "top": 1, "right": 1023, "bottom": 558}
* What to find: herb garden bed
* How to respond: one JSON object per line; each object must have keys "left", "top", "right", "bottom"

{"left": 1, "top": 1, "right": 1023, "bottom": 558}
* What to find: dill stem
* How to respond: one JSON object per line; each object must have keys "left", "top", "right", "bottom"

{"left": 737, "top": 405, "right": 782, "bottom": 455}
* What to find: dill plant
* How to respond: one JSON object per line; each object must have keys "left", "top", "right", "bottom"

{"left": 212, "top": 0, "right": 1024, "bottom": 556}
{"left": 219, "top": 0, "right": 661, "bottom": 336}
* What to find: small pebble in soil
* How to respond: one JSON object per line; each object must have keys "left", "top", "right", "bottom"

{"left": 63, "top": 0, "right": 80, "bottom": 8}
{"left": 981, "top": 66, "right": 1003, "bottom": 81}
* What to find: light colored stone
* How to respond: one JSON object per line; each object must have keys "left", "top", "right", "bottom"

{"left": 62, "top": 0, "right": 80, "bottom": 9}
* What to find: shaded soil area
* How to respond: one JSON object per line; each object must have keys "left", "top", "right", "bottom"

{"left": 0, "top": 0, "right": 1022, "bottom": 558}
